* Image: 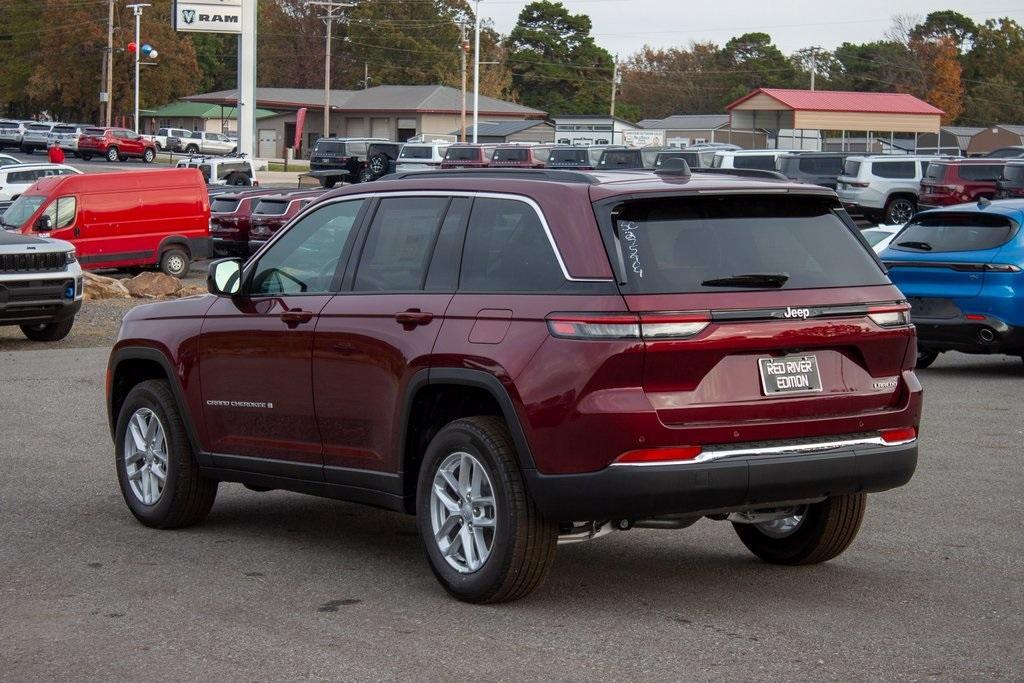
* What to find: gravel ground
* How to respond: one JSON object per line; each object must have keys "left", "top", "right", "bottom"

{"left": 0, "top": 265, "right": 207, "bottom": 350}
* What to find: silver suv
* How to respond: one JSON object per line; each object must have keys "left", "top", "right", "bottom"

{"left": 20, "top": 123, "right": 58, "bottom": 154}
{"left": 0, "top": 120, "right": 28, "bottom": 150}
{"left": 836, "top": 155, "right": 940, "bottom": 224}
{"left": 51, "top": 124, "right": 91, "bottom": 155}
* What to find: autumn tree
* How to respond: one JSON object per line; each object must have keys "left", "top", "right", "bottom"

{"left": 618, "top": 43, "right": 729, "bottom": 119}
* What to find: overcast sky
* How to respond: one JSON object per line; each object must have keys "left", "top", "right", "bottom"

{"left": 479, "top": 1, "right": 1023, "bottom": 57}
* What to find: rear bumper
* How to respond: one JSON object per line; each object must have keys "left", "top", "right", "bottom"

{"left": 915, "top": 315, "right": 1024, "bottom": 354}
{"left": 525, "top": 440, "right": 917, "bottom": 521}
{"left": 212, "top": 237, "right": 248, "bottom": 257}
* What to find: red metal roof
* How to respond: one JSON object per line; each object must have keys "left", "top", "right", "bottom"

{"left": 726, "top": 88, "right": 944, "bottom": 116}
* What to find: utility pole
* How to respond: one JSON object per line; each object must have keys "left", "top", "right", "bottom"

{"left": 308, "top": 1, "right": 353, "bottom": 140}
{"left": 363, "top": 62, "right": 371, "bottom": 89}
{"left": 126, "top": 3, "right": 149, "bottom": 133}
{"left": 458, "top": 19, "right": 469, "bottom": 142}
{"left": 810, "top": 52, "right": 816, "bottom": 91}
{"left": 609, "top": 55, "right": 619, "bottom": 117}
{"left": 472, "top": 0, "right": 481, "bottom": 143}
{"left": 104, "top": 0, "right": 114, "bottom": 126}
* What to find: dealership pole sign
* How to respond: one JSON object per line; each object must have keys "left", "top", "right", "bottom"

{"left": 173, "top": 0, "right": 242, "bottom": 34}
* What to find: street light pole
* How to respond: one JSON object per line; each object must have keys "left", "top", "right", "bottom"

{"left": 472, "top": 0, "right": 481, "bottom": 144}
{"left": 127, "top": 3, "right": 150, "bottom": 133}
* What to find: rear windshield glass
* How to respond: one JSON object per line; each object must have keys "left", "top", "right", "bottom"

{"left": 51, "top": 126, "right": 76, "bottom": 134}
{"left": 27, "top": 124, "right": 50, "bottom": 131}
{"left": 890, "top": 214, "right": 1017, "bottom": 253}
{"left": 445, "top": 147, "right": 480, "bottom": 161}
{"left": 1003, "top": 165, "right": 1024, "bottom": 182}
{"left": 655, "top": 152, "right": 693, "bottom": 167}
{"left": 313, "top": 141, "right": 346, "bottom": 155}
{"left": 797, "top": 156, "right": 844, "bottom": 174}
{"left": 210, "top": 198, "right": 241, "bottom": 213}
{"left": 605, "top": 195, "right": 888, "bottom": 293}
{"left": 492, "top": 148, "right": 529, "bottom": 162}
{"left": 842, "top": 160, "right": 861, "bottom": 177}
{"left": 734, "top": 155, "right": 777, "bottom": 170}
{"left": 85, "top": 128, "right": 106, "bottom": 136}
{"left": 925, "top": 164, "right": 946, "bottom": 181}
{"left": 872, "top": 161, "right": 915, "bottom": 179}
{"left": 549, "top": 148, "right": 587, "bottom": 164}
{"left": 959, "top": 164, "right": 1004, "bottom": 181}
{"left": 253, "top": 200, "right": 289, "bottom": 216}
{"left": 399, "top": 146, "right": 434, "bottom": 159}
{"left": 0, "top": 120, "right": 20, "bottom": 127}
{"left": 599, "top": 151, "right": 641, "bottom": 167}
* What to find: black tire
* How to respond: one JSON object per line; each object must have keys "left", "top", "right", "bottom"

{"left": 159, "top": 248, "right": 190, "bottom": 278}
{"left": 226, "top": 172, "right": 251, "bottom": 187}
{"left": 367, "top": 152, "right": 389, "bottom": 178}
{"left": 80, "top": 153, "right": 93, "bottom": 161}
{"left": 321, "top": 177, "right": 337, "bottom": 189}
{"left": 20, "top": 144, "right": 32, "bottom": 155}
{"left": 358, "top": 167, "right": 375, "bottom": 184}
{"left": 916, "top": 348, "right": 939, "bottom": 369}
{"left": 114, "top": 379, "right": 218, "bottom": 529}
{"left": 884, "top": 196, "right": 916, "bottom": 225}
{"left": 416, "top": 416, "right": 557, "bottom": 604}
{"left": 19, "top": 317, "right": 74, "bottom": 342}
{"left": 106, "top": 146, "right": 120, "bottom": 162}
{"left": 185, "top": 144, "right": 200, "bottom": 154}
{"left": 733, "top": 493, "right": 867, "bottom": 565}
{"left": 142, "top": 148, "right": 155, "bottom": 163}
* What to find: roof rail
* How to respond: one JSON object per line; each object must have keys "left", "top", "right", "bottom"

{"left": 696, "top": 167, "right": 789, "bottom": 181}
{"left": 385, "top": 168, "right": 599, "bottom": 184}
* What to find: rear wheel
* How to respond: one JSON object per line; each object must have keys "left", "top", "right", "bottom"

{"left": 916, "top": 348, "right": 939, "bottom": 369}
{"left": 142, "top": 148, "right": 155, "bottom": 163}
{"left": 733, "top": 493, "right": 866, "bottom": 565}
{"left": 321, "top": 177, "right": 337, "bottom": 189}
{"left": 20, "top": 317, "right": 74, "bottom": 342}
{"left": 884, "top": 197, "right": 915, "bottom": 225}
{"left": 106, "top": 146, "right": 120, "bottom": 162}
{"left": 358, "top": 167, "right": 374, "bottom": 183}
{"left": 80, "top": 153, "right": 93, "bottom": 161}
{"left": 20, "top": 144, "right": 32, "bottom": 154}
{"left": 185, "top": 144, "right": 199, "bottom": 154}
{"left": 159, "top": 248, "right": 190, "bottom": 278}
{"left": 114, "top": 379, "right": 218, "bottom": 528}
{"left": 416, "top": 416, "right": 557, "bottom": 603}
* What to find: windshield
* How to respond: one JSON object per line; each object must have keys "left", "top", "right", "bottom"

{"left": 210, "top": 197, "right": 241, "bottom": 213}
{"left": 891, "top": 214, "right": 1017, "bottom": 253}
{"left": 313, "top": 141, "right": 346, "bottom": 155}
{"left": 445, "top": 147, "right": 480, "bottom": 161}
{"left": 2, "top": 195, "right": 46, "bottom": 229}
{"left": 604, "top": 195, "right": 887, "bottom": 293}
{"left": 492, "top": 148, "right": 529, "bottom": 162}
{"left": 599, "top": 151, "right": 641, "bottom": 168}
{"left": 253, "top": 200, "right": 288, "bottom": 216}
{"left": 399, "top": 146, "right": 435, "bottom": 159}
{"left": 549, "top": 149, "right": 587, "bottom": 164}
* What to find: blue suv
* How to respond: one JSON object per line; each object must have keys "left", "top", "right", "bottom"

{"left": 880, "top": 199, "right": 1024, "bottom": 367}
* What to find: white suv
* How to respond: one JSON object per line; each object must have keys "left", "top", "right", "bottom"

{"left": 396, "top": 140, "right": 450, "bottom": 173}
{"left": 20, "top": 123, "right": 58, "bottom": 154}
{"left": 836, "top": 155, "right": 941, "bottom": 224}
{"left": 181, "top": 131, "right": 236, "bottom": 156}
{"left": 0, "top": 164, "right": 81, "bottom": 201}
{"left": 0, "top": 120, "right": 29, "bottom": 150}
{"left": 711, "top": 149, "right": 787, "bottom": 171}
{"left": 51, "top": 124, "right": 91, "bottom": 155}
{"left": 0, "top": 229, "right": 82, "bottom": 342}
{"left": 175, "top": 157, "right": 256, "bottom": 186}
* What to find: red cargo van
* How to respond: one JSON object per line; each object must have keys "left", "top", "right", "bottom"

{"left": 7, "top": 168, "right": 210, "bottom": 277}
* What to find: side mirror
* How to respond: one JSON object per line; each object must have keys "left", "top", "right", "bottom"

{"left": 208, "top": 258, "right": 242, "bottom": 296}
{"left": 35, "top": 214, "right": 53, "bottom": 232}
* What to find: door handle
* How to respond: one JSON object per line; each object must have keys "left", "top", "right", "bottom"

{"left": 280, "top": 309, "right": 314, "bottom": 326}
{"left": 395, "top": 309, "right": 433, "bottom": 328}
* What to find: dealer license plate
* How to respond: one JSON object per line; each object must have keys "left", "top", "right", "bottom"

{"left": 758, "top": 355, "right": 822, "bottom": 396}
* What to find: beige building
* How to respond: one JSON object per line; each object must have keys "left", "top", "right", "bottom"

{"left": 636, "top": 114, "right": 768, "bottom": 149}
{"left": 180, "top": 85, "right": 546, "bottom": 158}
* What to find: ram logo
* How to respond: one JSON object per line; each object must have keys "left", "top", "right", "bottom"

{"left": 182, "top": 9, "right": 196, "bottom": 24}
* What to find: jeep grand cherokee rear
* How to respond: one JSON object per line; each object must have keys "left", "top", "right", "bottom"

{"left": 106, "top": 169, "right": 920, "bottom": 604}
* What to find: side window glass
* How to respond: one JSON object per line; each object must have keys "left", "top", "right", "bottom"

{"left": 353, "top": 197, "right": 449, "bottom": 292}
{"left": 250, "top": 200, "right": 364, "bottom": 295}
{"left": 425, "top": 197, "right": 471, "bottom": 291}
{"left": 460, "top": 198, "right": 564, "bottom": 292}
{"left": 44, "top": 196, "right": 76, "bottom": 229}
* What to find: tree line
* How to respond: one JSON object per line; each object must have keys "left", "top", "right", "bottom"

{"left": 0, "top": 1, "right": 1021, "bottom": 126}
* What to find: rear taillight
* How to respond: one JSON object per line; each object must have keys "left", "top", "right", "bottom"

{"left": 983, "top": 263, "right": 1021, "bottom": 272}
{"left": 849, "top": 181, "right": 869, "bottom": 188}
{"left": 868, "top": 303, "right": 911, "bottom": 328}
{"left": 880, "top": 426, "right": 917, "bottom": 444}
{"left": 614, "top": 445, "right": 703, "bottom": 465}
{"left": 546, "top": 312, "right": 710, "bottom": 340}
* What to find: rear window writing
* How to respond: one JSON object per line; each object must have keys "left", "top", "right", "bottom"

{"left": 605, "top": 195, "right": 888, "bottom": 293}
{"left": 890, "top": 214, "right": 1017, "bottom": 253}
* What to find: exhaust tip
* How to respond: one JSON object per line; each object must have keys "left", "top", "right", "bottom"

{"left": 978, "top": 327, "right": 996, "bottom": 343}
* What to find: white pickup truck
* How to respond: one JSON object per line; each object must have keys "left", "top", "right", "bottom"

{"left": 143, "top": 127, "right": 192, "bottom": 152}
{"left": 179, "top": 131, "right": 236, "bottom": 156}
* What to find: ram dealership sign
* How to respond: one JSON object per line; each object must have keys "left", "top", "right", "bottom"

{"left": 174, "top": 0, "right": 242, "bottom": 34}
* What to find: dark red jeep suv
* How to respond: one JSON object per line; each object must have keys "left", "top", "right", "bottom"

{"left": 106, "top": 165, "right": 921, "bottom": 603}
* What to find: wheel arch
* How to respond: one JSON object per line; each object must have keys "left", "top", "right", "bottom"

{"left": 399, "top": 368, "right": 538, "bottom": 512}
{"left": 108, "top": 347, "right": 203, "bottom": 456}
{"left": 885, "top": 191, "right": 918, "bottom": 205}
{"left": 157, "top": 235, "right": 191, "bottom": 260}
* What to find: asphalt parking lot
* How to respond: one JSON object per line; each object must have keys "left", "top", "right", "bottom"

{"left": 0, "top": 343, "right": 1021, "bottom": 680}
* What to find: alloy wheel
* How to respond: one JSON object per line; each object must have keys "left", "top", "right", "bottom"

{"left": 430, "top": 452, "right": 497, "bottom": 573}
{"left": 754, "top": 506, "right": 806, "bottom": 539}
{"left": 123, "top": 408, "right": 169, "bottom": 506}
{"left": 888, "top": 199, "right": 914, "bottom": 224}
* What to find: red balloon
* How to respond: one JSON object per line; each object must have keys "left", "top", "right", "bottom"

{"left": 127, "top": 42, "right": 137, "bottom": 53}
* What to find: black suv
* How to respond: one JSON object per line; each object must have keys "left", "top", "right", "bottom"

{"left": 997, "top": 161, "right": 1024, "bottom": 199}
{"left": 777, "top": 152, "right": 849, "bottom": 189}
{"left": 309, "top": 138, "right": 402, "bottom": 187}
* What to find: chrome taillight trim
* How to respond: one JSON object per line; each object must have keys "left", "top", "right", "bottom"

{"left": 610, "top": 434, "right": 916, "bottom": 467}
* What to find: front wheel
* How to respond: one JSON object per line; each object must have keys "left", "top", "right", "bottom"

{"left": 884, "top": 197, "right": 915, "bottom": 225}
{"left": 142, "top": 148, "right": 155, "bottom": 163}
{"left": 114, "top": 379, "right": 218, "bottom": 528}
{"left": 916, "top": 349, "right": 939, "bottom": 369}
{"left": 20, "top": 317, "right": 74, "bottom": 342}
{"left": 733, "top": 493, "right": 866, "bottom": 565}
{"left": 159, "top": 248, "right": 190, "bottom": 278}
{"left": 416, "top": 416, "right": 557, "bottom": 603}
